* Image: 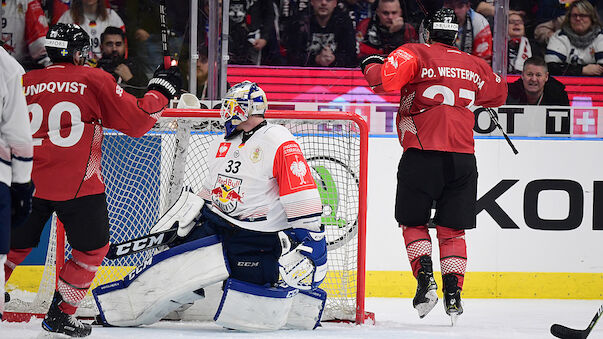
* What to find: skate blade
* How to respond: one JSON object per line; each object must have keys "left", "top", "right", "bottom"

{"left": 415, "top": 290, "right": 438, "bottom": 318}
{"left": 449, "top": 313, "right": 459, "bottom": 326}
{"left": 37, "top": 331, "right": 72, "bottom": 339}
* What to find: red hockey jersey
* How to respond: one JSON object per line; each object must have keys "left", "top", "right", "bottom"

{"left": 23, "top": 63, "right": 167, "bottom": 201}
{"left": 379, "top": 42, "right": 507, "bottom": 154}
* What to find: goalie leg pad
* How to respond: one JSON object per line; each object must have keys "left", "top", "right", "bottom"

{"left": 285, "top": 288, "right": 327, "bottom": 330}
{"left": 92, "top": 235, "right": 229, "bottom": 327}
{"left": 214, "top": 278, "right": 297, "bottom": 331}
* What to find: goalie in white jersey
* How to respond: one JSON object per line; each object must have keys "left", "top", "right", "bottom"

{"left": 93, "top": 81, "right": 328, "bottom": 331}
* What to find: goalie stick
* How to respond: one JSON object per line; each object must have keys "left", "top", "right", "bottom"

{"left": 551, "top": 304, "right": 603, "bottom": 339}
{"left": 106, "top": 227, "right": 179, "bottom": 259}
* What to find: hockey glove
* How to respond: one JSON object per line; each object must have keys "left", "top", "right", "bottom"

{"left": 11, "top": 181, "right": 34, "bottom": 228}
{"left": 278, "top": 228, "right": 327, "bottom": 290}
{"left": 360, "top": 54, "right": 385, "bottom": 74}
{"left": 147, "top": 65, "right": 182, "bottom": 100}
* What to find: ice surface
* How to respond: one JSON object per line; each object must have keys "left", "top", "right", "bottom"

{"left": 2, "top": 298, "right": 602, "bottom": 339}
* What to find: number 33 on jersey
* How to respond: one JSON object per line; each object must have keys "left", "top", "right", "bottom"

{"left": 200, "top": 123, "right": 323, "bottom": 233}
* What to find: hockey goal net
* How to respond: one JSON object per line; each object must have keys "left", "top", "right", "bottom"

{"left": 4, "top": 109, "right": 370, "bottom": 324}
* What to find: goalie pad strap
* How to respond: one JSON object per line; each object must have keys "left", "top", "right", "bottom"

{"left": 93, "top": 235, "right": 229, "bottom": 327}
{"left": 214, "top": 278, "right": 298, "bottom": 331}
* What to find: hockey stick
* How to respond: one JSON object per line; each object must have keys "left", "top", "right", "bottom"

{"left": 551, "top": 304, "right": 603, "bottom": 339}
{"left": 106, "top": 228, "right": 179, "bottom": 260}
{"left": 486, "top": 108, "right": 519, "bottom": 155}
{"left": 159, "top": 0, "right": 171, "bottom": 69}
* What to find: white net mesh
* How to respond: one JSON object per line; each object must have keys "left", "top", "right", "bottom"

{"left": 5, "top": 111, "right": 367, "bottom": 322}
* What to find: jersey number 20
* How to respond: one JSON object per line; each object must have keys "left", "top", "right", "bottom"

{"left": 29, "top": 102, "right": 85, "bottom": 147}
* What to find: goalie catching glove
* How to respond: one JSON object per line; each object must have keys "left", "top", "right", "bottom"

{"left": 278, "top": 228, "right": 327, "bottom": 290}
{"left": 147, "top": 65, "right": 182, "bottom": 100}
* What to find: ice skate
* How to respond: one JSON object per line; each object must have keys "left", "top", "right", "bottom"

{"left": 443, "top": 274, "right": 463, "bottom": 326}
{"left": 41, "top": 292, "right": 92, "bottom": 337}
{"left": 413, "top": 256, "right": 438, "bottom": 318}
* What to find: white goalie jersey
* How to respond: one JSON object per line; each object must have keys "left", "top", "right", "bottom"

{"left": 198, "top": 122, "right": 323, "bottom": 233}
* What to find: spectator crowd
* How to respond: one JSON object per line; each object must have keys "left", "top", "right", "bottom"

{"left": 1, "top": 0, "right": 602, "bottom": 97}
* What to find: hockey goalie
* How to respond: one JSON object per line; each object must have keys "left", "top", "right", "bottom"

{"left": 93, "top": 81, "right": 328, "bottom": 331}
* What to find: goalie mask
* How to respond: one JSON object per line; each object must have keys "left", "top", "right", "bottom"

{"left": 220, "top": 81, "right": 268, "bottom": 138}
{"left": 422, "top": 8, "right": 459, "bottom": 46}
{"left": 45, "top": 23, "right": 92, "bottom": 64}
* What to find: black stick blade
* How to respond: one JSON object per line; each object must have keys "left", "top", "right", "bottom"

{"left": 550, "top": 324, "right": 585, "bottom": 339}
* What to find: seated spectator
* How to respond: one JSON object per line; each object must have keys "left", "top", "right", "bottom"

{"left": 58, "top": 0, "right": 125, "bottom": 61}
{"left": 508, "top": 13, "right": 542, "bottom": 74}
{"left": 534, "top": 14, "right": 565, "bottom": 47}
{"left": 356, "top": 0, "right": 418, "bottom": 59}
{"left": 285, "top": 0, "right": 357, "bottom": 67}
{"left": 97, "top": 26, "right": 148, "bottom": 98}
{"left": 545, "top": 0, "right": 603, "bottom": 76}
{"left": 443, "top": 0, "right": 493, "bottom": 64}
{"left": 229, "top": 0, "right": 278, "bottom": 65}
{"left": 506, "top": 57, "right": 570, "bottom": 105}
{"left": 1, "top": 0, "right": 50, "bottom": 70}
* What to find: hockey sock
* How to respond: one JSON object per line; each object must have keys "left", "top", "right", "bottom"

{"left": 436, "top": 225, "right": 467, "bottom": 289}
{"left": 56, "top": 243, "right": 109, "bottom": 315}
{"left": 402, "top": 224, "right": 432, "bottom": 278}
{"left": 4, "top": 248, "right": 33, "bottom": 282}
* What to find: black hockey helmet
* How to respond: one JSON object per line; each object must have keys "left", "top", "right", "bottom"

{"left": 45, "top": 23, "right": 91, "bottom": 64}
{"left": 423, "top": 8, "right": 458, "bottom": 46}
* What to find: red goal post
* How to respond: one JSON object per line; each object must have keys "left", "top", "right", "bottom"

{"left": 4, "top": 109, "right": 372, "bottom": 324}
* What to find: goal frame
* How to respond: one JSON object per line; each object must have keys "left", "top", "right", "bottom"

{"left": 3, "top": 109, "right": 370, "bottom": 324}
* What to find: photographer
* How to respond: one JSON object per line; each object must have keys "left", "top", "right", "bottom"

{"left": 98, "top": 26, "right": 149, "bottom": 97}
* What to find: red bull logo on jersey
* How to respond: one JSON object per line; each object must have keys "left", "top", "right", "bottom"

{"left": 210, "top": 175, "right": 244, "bottom": 213}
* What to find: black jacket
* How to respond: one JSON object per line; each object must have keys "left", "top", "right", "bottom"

{"left": 286, "top": 7, "right": 357, "bottom": 67}
{"left": 98, "top": 57, "right": 149, "bottom": 98}
{"left": 506, "top": 76, "right": 570, "bottom": 106}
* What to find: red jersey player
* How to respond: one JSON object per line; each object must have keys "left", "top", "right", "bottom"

{"left": 3, "top": 23, "right": 181, "bottom": 337}
{"left": 361, "top": 8, "right": 507, "bottom": 324}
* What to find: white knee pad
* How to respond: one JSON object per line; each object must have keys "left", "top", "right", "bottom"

{"left": 214, "top": 278, "right": 298, "bottom": 331}
{"left": 93, "top": 235, "right": 229, "bottom": 327}
{"left": 285, "top": 288, "right": 327, "bottom": 330}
